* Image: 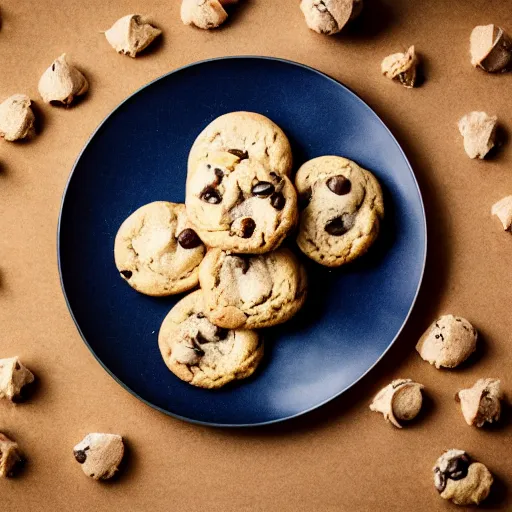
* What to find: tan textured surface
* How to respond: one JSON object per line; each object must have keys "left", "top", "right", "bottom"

{"left": 1, "top": 0, "right": 512, "bottom": 510}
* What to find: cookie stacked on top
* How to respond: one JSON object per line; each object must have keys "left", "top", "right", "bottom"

{"left": 114, "top": 111, "right": 384, "bottom": 389}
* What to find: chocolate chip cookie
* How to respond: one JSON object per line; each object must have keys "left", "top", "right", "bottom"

{"left": 199, "top": 247, "right": 307, "bottom": 329}
{"left": 186, "top": 152, "right": 298, "bottom": 253}
{"left": 295, "top": 156, "right": 384, "bottom": 266}
{"left": 114, "top": 202, "right": 205, "bottom": 296}
{"left": 188, "top": 111, "right": 293, "bottom": 178}
{"left": 158, "top": 290, "right": 264, "bottom": 389}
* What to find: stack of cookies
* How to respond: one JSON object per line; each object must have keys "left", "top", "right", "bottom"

{"left": 114, "top": 111, "right": 385, "bottom": 389}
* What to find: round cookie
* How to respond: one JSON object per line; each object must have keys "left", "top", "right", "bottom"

{"left": 295, "top": 156, "right": 384, "bottom": 267}
{"left": 199, "top": 247, "right": 308, "bottom": 329}
{"left": 158, "top": 290, "right": 264, "bottom": 389}
{"left": 186, "top": 152, "right": 298, "bottom": 253}
{"left": 114, "top": 202, "right": 205, "bottom": 296}
{"left": 188, "top": 111, "right": 293, "bottom": 178}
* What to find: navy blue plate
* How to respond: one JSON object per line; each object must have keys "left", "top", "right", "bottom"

{"left": 58, "top": 57, "right": 426, "bottom": 427}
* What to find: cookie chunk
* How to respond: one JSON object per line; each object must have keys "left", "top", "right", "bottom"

{"left": 73, "top": 433, "right": 124, "bottom": 480}
{"left": 0, "top": 433, "right": 24, "bottom": 478}
{"left": 181, "top": 0, "right": 238, "bottom": 29}
{"left": 295, "top": 156, "right": 384, "bottom": 267}
{"left": 199, "top": 248, "right": 307, "bottom": 329}
{"left": 0, "top": 357, "right": 34, "bottom": 402}
{"left": 188, "top": 112, "right": 293, "bottom": 178}
{"left": 491, "top": 195, "right": 512, "bottom": 231}
{"left": 434, "top": 450, "right": 493, "bottom": 506}
{"left": 105, "top": 14, "right": 161, "bottom": 57}
{"left": 0, "top": 94, "right": 35, "bottom": 142}
{"left": 114, "top": 202, "right": 205, "bottom": 296}
{"left": 416, "top": 315, "right": 477, "bottom": 369}
{"left": 186, "top": 154, "right": 297, "bottom": 254}
{"left": 370, "top": 379, "right": 424, "bottom": 428}
{"left": 456, "top": 378, "right": 502, "bottom": 427}
{"left": 158, "top": 290, "right": 263, "bottom": 389}
{"left": 470, "top": 24, "right": 512, "bottom": 73}
{"left": 300, "top": 0, "right": 362, "bottom": 35}
{"left": 458, "top": 111, "right": 498, "bottom": 159}
{"left": 381, "top": 46, "right": 417, "bottom": 88}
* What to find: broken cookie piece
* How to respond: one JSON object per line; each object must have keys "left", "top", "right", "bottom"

{"left": 0, "top": 94, "right": 35, "bottom": 142}
{"left": 300, "top": 0, "right": 362, "bottom": 35}
{"left": 416, "top": 315, "right": 477, "bottom": 369}
{"left": 491, "top": 196, "right": 512, "bottom": 231}
{"left": 458, "top": 111, "right": 498, "bottom": 159}
{"left": 456, "top": 378, "right": 502, "bottom": 427}
{"left": 73, "top": 433, "right": 124, "bottom": 480}
{"left": 370, "top": 379, "right": 424, "bottom": 428}
{"left": 434, "top": 450, "right": 493, "bottom": 506}
{"left": 0, "top": 433, "right": 24, "bottom": 478}
{"left": 470, "top": 24, "right": 512, "bottom": 73}
{"left": 181, "top": 0, "right": 238, "bottom": 30}
{"left": 0, "top": 357, "right": 35, "bottom": 402}
{"left": 38, "top": 54, "right": 89, "bottom": 106}
{"left": 381, "top": 46, "right": 418, "bottom": 88}
{"left": 105, "top": 14, "right": 161, "bottom": 57}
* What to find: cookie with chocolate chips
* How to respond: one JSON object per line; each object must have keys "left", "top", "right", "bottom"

{"left": 158, "top": 291, "right": 264, "bottom": 389}
{"left": 295, "top": 156, "right": 384, "bottom": 266}
{"left": 186, "top": 153, "right": 297, "bottom": 253}
{"left": 199, "top": 247, "right": 308, "bottom": 329}
{"left": 187, "top": 111, "right": 293, "bottom": 178}
{"left": 114, "top": 202, "right": 205, "bottom": 296}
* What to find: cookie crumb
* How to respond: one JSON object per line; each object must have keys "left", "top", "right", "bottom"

{"left": 433, "top": 450, "right": 493, "bottom": 506}
{"left": 73, "top": 433, "right": 124, "bottom": 480}
{"left": 0, "top": 433, "right": 24, "bottom": 478}
{"left": 457, "top": 378, "right": 502, "bottom": 427}
{"left": 470, "top": 24, "right": 512, "bottom": 73}
{"left": 0, "top": 94, "right": 35, "bottom": 142}
{"left": 491, "top": 196, "right": 512, "bottom": 231}
{"left": 300, "top": 0, "right": 362, "bottom": 35}
{"left": 181, "top": 0, "right": 238, "bottom": 30}
{"left": 370, "top": 379, "right": 424, "bottom": 428}
{"left": 381, "top": 46, "right": 418, "bottom": 88}
{"left": 105, "top": 14, "right": 161, "bottom": 57}
{"left": 458, "top": 111, "right": 498, "bottom": 159}
{"left": 38, "top": 54, "right": 89, "bottom": 106}
{"left": 0, "top": 357, "right": 35, "bottom": 401}
{"left": 416, "top": 315, "right": 477, "bottom": 369}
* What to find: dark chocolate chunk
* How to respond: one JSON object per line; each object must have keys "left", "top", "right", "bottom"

{"left": 74, "top": 450, "right": 87, "bottom": 464}
{"left": 327, "top": 175, "right": 351, "bottom": 195}
{"left": 178, "top": 228, "right": 202, "bottom": 249}
{"left": 239, "top": 218, "right": 256, "bottom": 238}
{"left": 120, "top": 270, "right": 133, "bottom": 279}
{"left": 227, "top": 149, "right": 248, "bottom": 160}
{"left": 216, "top": 327, "right": 229, "bottom": 340}
{"left": 200, "top": 186, "right": 222, "bottom": 204}
{"left": 270, "top": 192, "right": 286, "bottom": 210}
{"left": 324, "top": 214, "right": 355, "bottom": 236}
{"left": 252, "top": 181, "right": 275, "bottom": 198}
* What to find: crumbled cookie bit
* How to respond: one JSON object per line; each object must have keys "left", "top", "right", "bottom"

{"left": 456, "top": 378, "right": 502, "bottom": 427}
{"left": 0, "top": 357, "right": 34, "bottom": 401}
{"left": 370, "top": 379, "right": 424, "bottom": 428}
{"left": 433, "top": 450, "right": 493, "bottom": 506}
{"left": 181, "top": 0, "right": 238, "bottom": 30}
{"left": 458, "top": 111, "right": 498, "bottom": 159}
{"left": 105, "top": 14, "right": 161, "bottom": 57}
{"left": 381, "top": 46, "right": 418, "bottom": 88}
{"left": 416, "top": 315, "right": 477, "bottom": 369}
{"left": 0, "top": 94, "right": 35, "bottom": 142}
{"left": 300, "top": 0, "right": 362, "bottom": 35}
{"left": 38, "top": 54, "right": 89, "bottom": 106}
{"left": 0, "top": 433, "right": 24, "bottom": 478}
{"left": 73, "top": 433, "right": 124, "bottom": 480}
{"left": 491, "top": 196, "right": 512, "bottom": 231}
{"left": 470, "top": 24, "right": 512, "bottom": 73}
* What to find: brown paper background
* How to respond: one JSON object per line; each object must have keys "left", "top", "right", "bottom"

{"left": 1, "top": 0, "right": 512, "bottom": 510}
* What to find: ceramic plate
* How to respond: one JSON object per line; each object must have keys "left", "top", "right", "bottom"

{"left": 58, "top": 57, "right": 426, "bottom": 427}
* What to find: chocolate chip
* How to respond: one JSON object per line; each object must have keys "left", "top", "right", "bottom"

{"left": 227, "top": 149, "right": 248, "bottom": 160}
{"left": 252, "top": 181, "right": 275, "bottom": 198}
{"left": 239, "top": 218, "right": 256, "bottom": 238}
{"left": 327, "top": 175, "right": 351, "bottom": 195}
{"left": 324, "top": 214, "right": 354, "bottom": 236}
{"left": 216, "top": 327, "right": 229, "bottom": 340}
{"left": 195, "top": 333, "right": 208, "bottom": 345}
{"left": 200, "top": 186, "right": 222, "bottom": 204}
{"left": 447, "top": 454, "right": 470, "bottom": 480}
{"left": 270, "top": 192, "right": 285, "bottom": 210}
{"left": 196, "top": 312, "right": 205, "bottom": 319}
{"left": 269, "top": 171, "right": 282, "bottom": 182}
{"left": 52, "top": 63, "right": 55, "bottom": 72}
{"left": 178, "top": 228, "right": 202, "bottom": 249}
{"left": 214, "top": 168, "right": 224, "bottom": 182}
{"left": 193, "top": 345, "right": 205, "bottom": 356}
{"left": 434, "top": 469, "right": 446, "bottom": 492}
{"left": 299, "top": 188, "right": 312, "bottom": 209}
{"left": 120, "top": 270, "right": 133, "bottom": 279}
{"left": 74, "top": 450, "right": 87, "bottom": 464}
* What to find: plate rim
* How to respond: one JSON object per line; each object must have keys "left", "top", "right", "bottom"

{"left": 57, "top": 55, "right": 427, "bottom": 428}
